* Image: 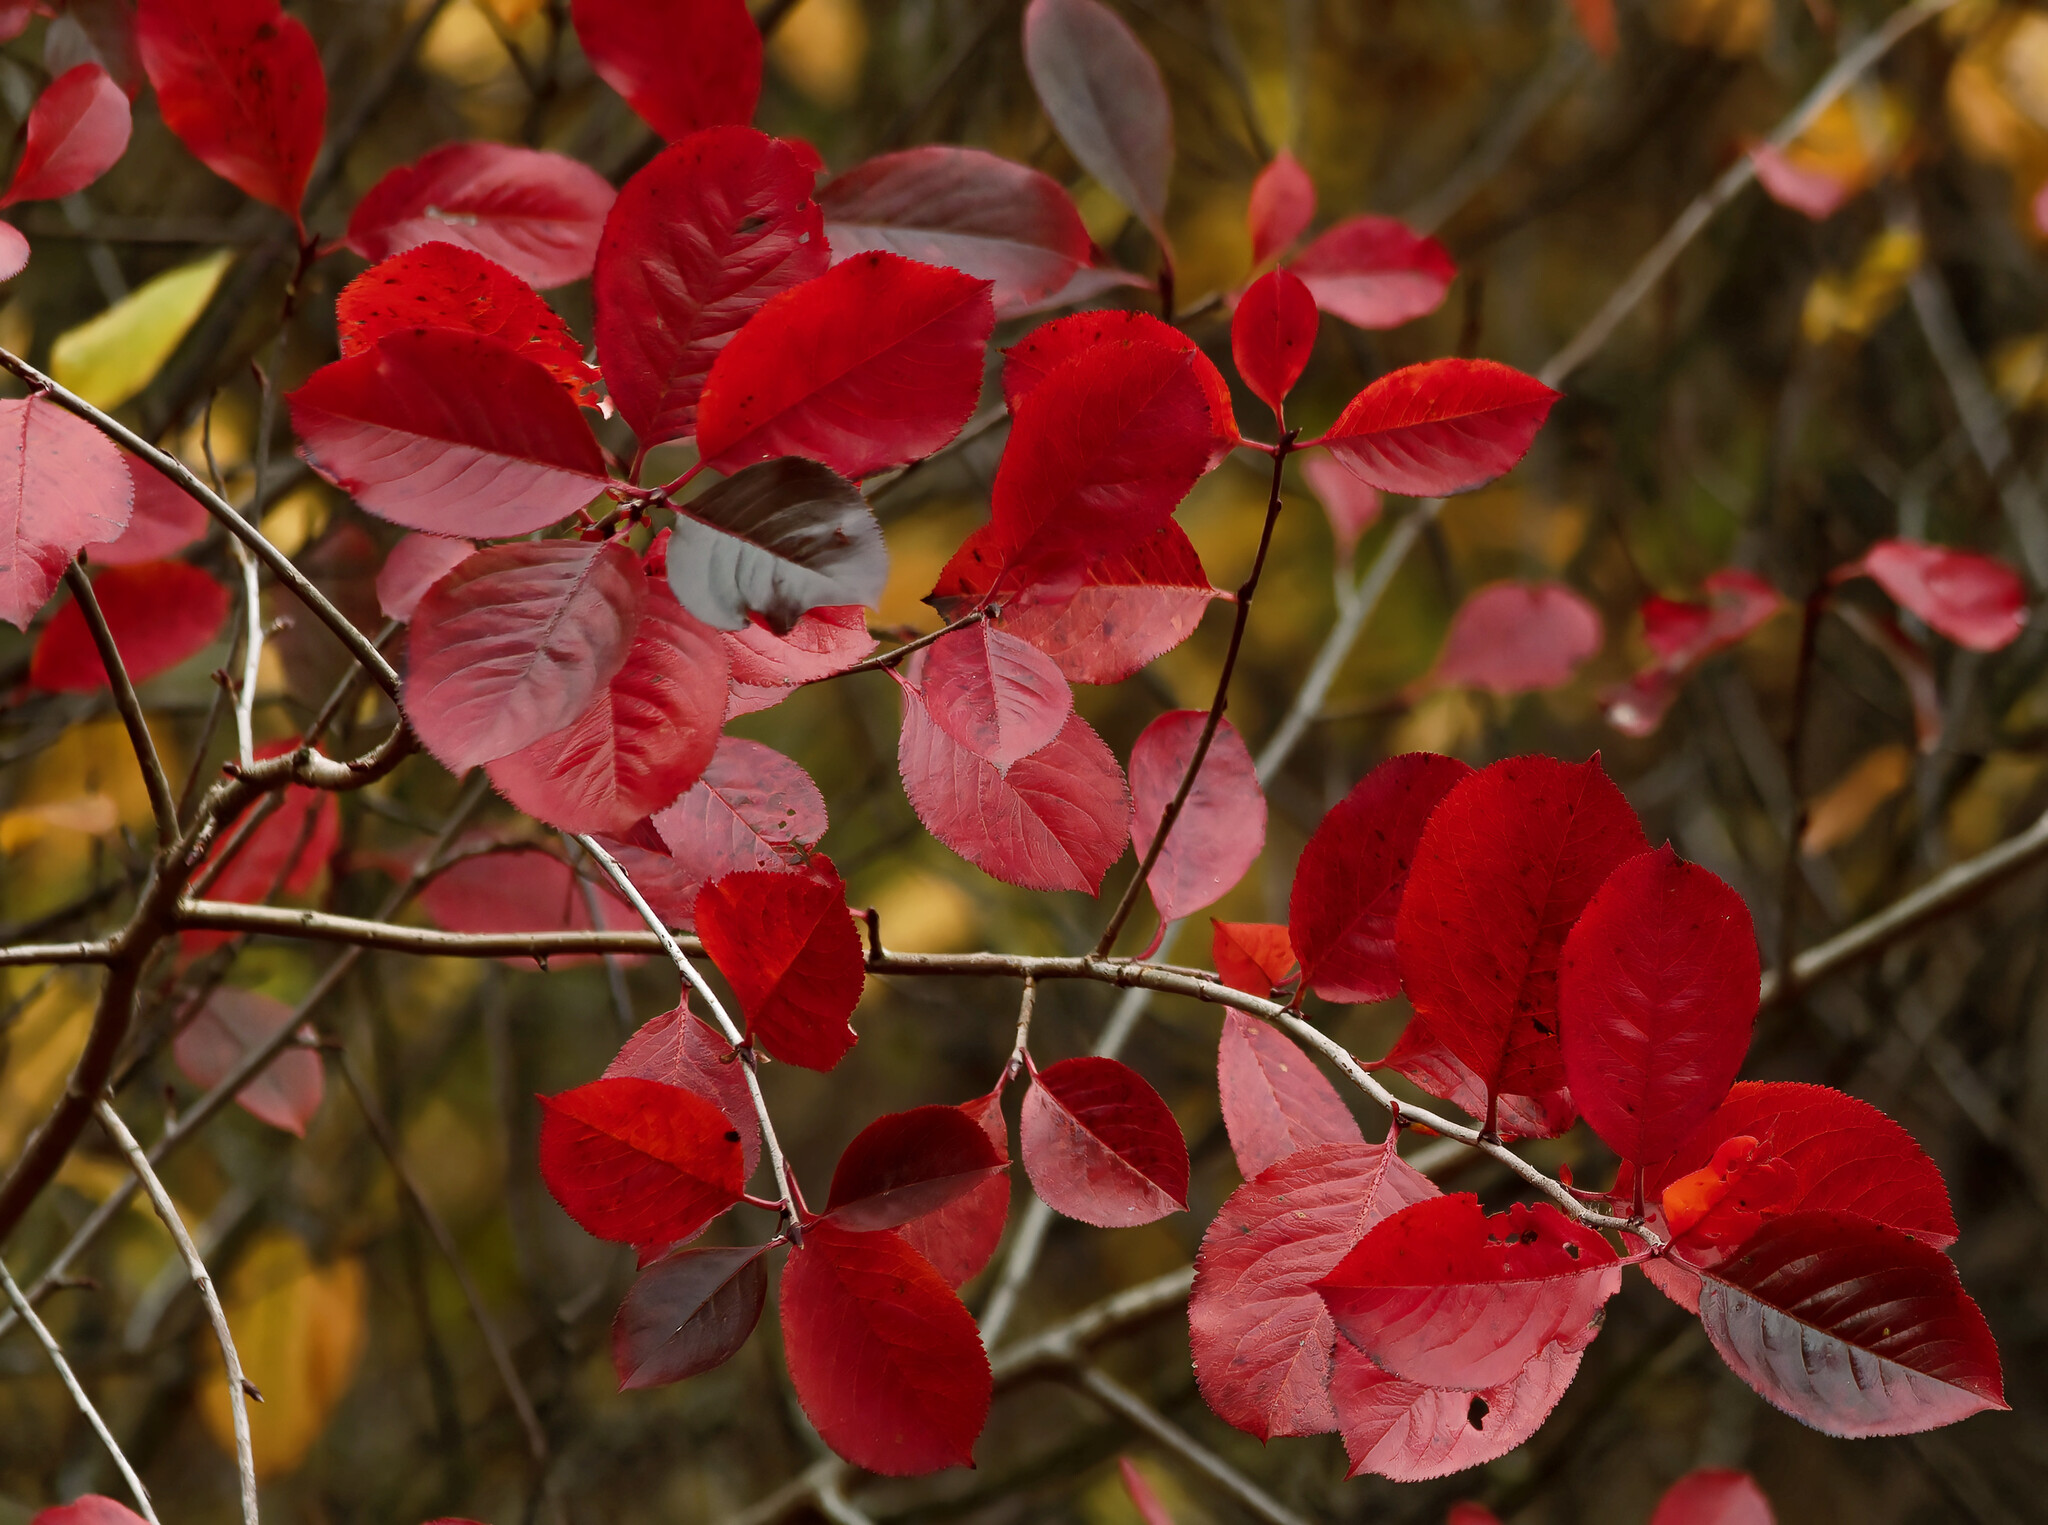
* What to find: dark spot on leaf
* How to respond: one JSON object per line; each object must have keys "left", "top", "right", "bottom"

{"left": 1467, "top": 1396, "right": 1489, "bottom": 1430}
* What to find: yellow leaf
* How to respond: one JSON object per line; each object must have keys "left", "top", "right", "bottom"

{"left": 1391, "top": 688, "right": 1484, "bottom": 757}
{"left": 422, "top": 0, "right": 514, "bottom": 87}
{"left": 18, "top": 717, "right": 184, "bottom": 832}
{"left": 0, "top": 977, "right": 91, "bottom": 1160}
{"left": 478, "top": 0, "right": 544, "bottom": 25}
{"left": 1946, "top": 751, "right": 2046, "bottom": 857}
{"left": 1775, "top": 88, "right": 1910, "bottom": 204}
{"left": 863, "top": 868, "right": 980, "bottom": 956}
{"left": 1801, "top": 225, "right": 1922, "bottom": 345}
{"left": 1950, "top": 12, "right": 2048, "bottom": 175}
{"left": 259, "top": 484, "right": 332, "bottom": 558}
{"left": 1662, "top": 0, "right": 1771, "bottom": 56}
{"left": 1802, "top": 743, "right": 1913, "bottom": 854}
{"left": 0, "top": 791, "right": 121, "bottom": 852}
{"left": 1992, "top": 333, "right": 2048, "bottom": 410}
{"left": 50, "top": 250, "right": 232, "bottom": 410}
{"left": 198, "top": 1231, "right": 367, "bottom": 1478}
{"left": 769, "top": 0, "right": 870, "bottom": 107}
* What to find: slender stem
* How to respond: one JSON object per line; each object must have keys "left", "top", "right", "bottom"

{"left": 0, "top": 1254, "right": 161, "bottom": 1524}
{"left": 1069, "top": 1365, "right": 1309, "bottom": 1525}
{"left": 0, "top": 938, "right": 116, "bottom": 967}
{"left": 96, "top": 1101, "right": 260, "bottom": 1525}
{"left": 574, "top": 836, "right": 805, "bottom": 1245}
{"left": 62, "top": 562, "right": 178, "bottom": 843}
{"left": 1095, "top": 434, "right": 1296, "bottom": 956}
{"left": 808, "top": 606, "right": 993, "bottom": 683}
{"left": 1002, "top": 979, "right": 1036, "bottom": 1083}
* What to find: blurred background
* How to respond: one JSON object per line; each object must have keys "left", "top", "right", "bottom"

{"left": 3, "top": 0, "right": 2048, "bottom": 1520}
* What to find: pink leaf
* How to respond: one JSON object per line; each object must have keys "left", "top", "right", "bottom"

{"left": 649, "top": 737, "right": 828, "bottom": 927}
{"left": 1128, "top": 711, "right": 1265, "bottom": 922}
{"left": 823, "top": 1104, "right": 1007, "bottom": 1232}
{"left": 289, "top": 328, "right": 606, "bottom": 537}
{"left": 693, "top": 856, "right": 863, "bottom": 1071}
{"left": 1216, "top": 1011, "right": 1361, "bottom": 1180}
{"left": 594, "top": 128, "right": 825, "bottom": 448}
{"left": 344, "top": 142, "right": 616, "bottom": 290}
{"left": 1312, "top": 359, "right": 1559, "bottom": 499}
{"left": 1330, "top": 1336, "right": 1585, "bottom": 1482}
{"left": 1560, "top": 847, "right": 1759, "bottom": 1165}
{"left": 1289, "top": 215, "right": 1456, "bottom": 330}
{"left": 538, "top": 1076, "right": 745, "bottom": 1246}
{"left": 0, "top": 63, "right": 130, "bottom": 207}
{"left": 83, "top": 454, "right": 207, "bottom": 567}
{"left": 1288, "top": 751, "right": 1472, "bottom": 1005}
{"left": 30, "top": 1500, "right": 150, "bottom": 1525}
{"left": 1316, "top": 1194, "right": 1621, "bottom": 1390}
{"left": 1300, "top": 452, "right": 1384, "bottom": 558}
{"left": 1650, "top": 1469, "right": 1775, "bottom": 1525}
{"left": 612, "top": 1244, "right": 767, "bottom": 1389}
{"left": 1231, "top": 267, "right": 1318, "bottom": 417}
{"left": 403, "top": 540, "right": 646, "bottom": 771}
{"left": 779, "top": 1222, "right": 991, "bottom": 1475}
{"left": 1019, "top": 1055, "right": 1186, "bottom": 1227}
{"left": 30, "top": 560, "right": 227, "bottom": 691}
{"left": 1380, "top": 1017, "right": 1577, "bottom": 1141}
{"left": 571, "top": 0, "right": 761, "bottom": 143}
{"left": 1607, "top": 570, "right": 1784, "bottom": 738}
{"left": 0, "top": 396, "right": 132, "bottom": 629}
{"left": 819, "top": 146, "right": 1092, "bottom": 317}
{"left": 1190, "top": 1137, "right": 1434, "bottom": 1440}
{"left": 419, "top": 845, "right": 639, "bottom": 964}
{"left": 1697, "top": 1211, "right": 2004, "bottom": 1436}
{"left": 1751, "top": 144, "right": 1853, "bottom": 220}
{"left": 0, "top": 222, "right": 27, "bottom": 281}
{"left": 1117, "top": 1458, "right": 1178, "bottom": 1525}
{"left": 172, "top": 987, "right": 323, "bottom": 1136}
{"left": 893, "top": 1091, "right": 1010, "bottom": 1288}
{"left": 605, "top": 1005, "right": 759, "bottom": 1177}
{"left": 695, "top": 252, "right": 994, "bottom": 480}
{"left": 1430, "top": 581, "right": 1602, "bottom": 695}
{"left": 375, "top": 533, "right": 475, "bottom": 623}
{"left": 1248, "top": 148, "right": 1315, "bottom": 267}
{"left": 897, "top": 678, "right": 1130, "bottom": 894}
{"left": 723, "top": 604, "right": 877, "bottom": 712}
{"left": 916, "top": 620, "right": 1071, "bottom": 773}
{"left": 1837, "top": 538, "right": 2028, "bottom": 651}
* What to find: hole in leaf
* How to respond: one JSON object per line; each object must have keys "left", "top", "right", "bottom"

{"left": 1467, "top": 1395, "right": 1489, "bottom": 1431}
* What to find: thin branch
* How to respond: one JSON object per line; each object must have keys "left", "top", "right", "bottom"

{"left": 333, "top": 1048, "right": 549, "bottom": 1462}
{"left": 96, "top": 1101, "right": 260, "bottom": 1525}
{"left": 0, "top": 938, "right": 116, "bottom": 967}
{"left": 0, "top": 1254, "right": 161, "bottom": 1525}
{"left": 1538, "top": 0, "right": 1956, "bottom": 388}
{"left": 62, "top": 562, "right": 179, "bottom": 843}
{"left": 176, "top": 900, "right": 688, "bottom": 958}
{"left": 808, "top": 605, "right": 994, "bottom": 683}
{"left": 0, "top": 347, "right": 402, "bottom": 699}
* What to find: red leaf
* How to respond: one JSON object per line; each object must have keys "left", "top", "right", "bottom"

{"left": 1395, "top": 753, "right": 1647, "bottom": 1097}
{"left": 375, "top": 533, "right": 474, "bottom": 623}
{"left": 172, "top": 987, "right": 323, "bottom": 1135}
{"left": 1570, "top": 0, "right": 1619, "bottom": 58}
{"left": 403, "top": 540, "right": 646, "bottom": 771}
{"left": 694, "top": 856, "right": 863, "bottom": 1071}
{"left": 605, "top": 1005, "right": 758, "bottom": 1177}
{"left": 1449, "top": 1507, "right": 1506, "bottom": 1525}
{"left": 571, "top": 0, "right": 760, "bottom": 143}
{"left": 695, "top": 253, "right": 992, "bottom": 480}
{"left": 184, "top": 741, "right": 342, "bottom": 953}
{"left": 538, "top": 1076, "right": 745, "bottom": 1246}
{"left": 1607, "top": 570, "right": 1783, "bottom": 739}
{"left": 1697, "top": 1211, "right": 2005, "bottom": 1436}
{"left": 0, "top": 396, "right": 132, "bottom": 629}
{"left": 291, "top": 330, "right": 605, "bottom": 538}
{"left": 1650, "top": 1469, "right": 1775, "bottom": 1525}
{"left": 1316, "top": 1194, "right": 1621, "bottom": 1390}
{"left": 612, "top": 1244, "right": 767, "bottom": 1389}
{"left": 487, "top": 578, "right": 729, "bottom": 835}
{"left": 136, "top": 0, "right": 324, "bottom": 227}
{"left": 1019, "top": 1054, "right": 1187, "bottom": 1227}
{"left": 1232, "top": 268, "right": 1318, "bottom": 417}
{"left": 0, "top": 63, "right": 130, "bottom": 207}
{"left": 819, "top": 146, "right": 1091, "bottom": 317}
{"left": 1117, "top": 1458, "right": 1178, "bottom": 1525}
{"left": 723, "top": 605, "right": 877, "bottom": 705}
{"left": 1330, "top": 1336, "right": 1585, "bottom": 1482}
{"left": 824, "top": 1104, "right": 1007, "bottom": 1232}
{"left": 929, "top": 521, "right": 1221, "bottom": 686}
{"left": 1430, "top": 581, "right": 1601, "bottom": 695}
{"left": 894, "top": 1091, "right": 1010, "bottom": 1287}
{"left": 1210, "top": 921, "right": 1298, "bottom": 997}
{"left": 921, "top": 620, "right": 1073, "bottom": 771}
{"left": 1289, "top": 751, "right": 1472, "bottom": 1005}
{"left": 1380, "top": 1018, "right": 1577, "bottom": 1142}
{"left": 0, "top": 2, "right": 30, "bottom": 45}
{"left": 44, "top": 0, "right": 145, "bottom": 99}
{"left": 0, "top": 222, "right": 28, "bottom": 281}
{"left": 593, "top": 128, "right": 825, "bottom": 449}
{"left": 1560, "top": 847, "right": 1759, "bottom": 1165}
{"left": 1301, "top": 452, "right": 1383, "bottom": 559}
{"left": 419, "top": 845, "right": 639, "bottom": 963}
{"left": 1128, "top": 711, "right": 1265, "bottom": 922}
{"left": 30, "top": 560, "right": 227, "bottom": 691}
{"left": 649, "top": 737, "right": 828, "bottom": 927}
{"left": 1289, "top": 216, "right": 1456, "bottom": 331}
{"left": 336, "top": 244, "right": 598, "bottom": 400}
{"left": 30, "top": 1500, "right": 149, "bottom": 1525}
{"left": 778, "top": 1221, "right": 991, "bottom": 1475}
{"left": 1001, "top": 308, "right": 1238, "bottom": 468}
{"left": 1216, "top": 1011, "right": 1361, "bottom": 1180}
{"left": 1190, "top": 1137, "right": 1434, "bottom": 1440}
{"left": 897, "top": 678, "right": 1130, "bottom": 894}
{"left": 1312, "top": 358, "right": 1559, "bottom": 499}
{"left": 1838, "top": 539, "right": 2028, "bottom": 652}
{"left": 1248, "top": 148, "right": 1315, "bottom": 267}
{"left": 344, "top": 142, "right": 616, "bottom": 290}
{"left": 1022, "top": 0, "right": 1174, "bottom": 258}
{"left": 83, "top": 454, "right": 205, "bottom": 567}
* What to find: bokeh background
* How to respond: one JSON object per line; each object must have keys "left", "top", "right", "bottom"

{"left": 4, "top": 0, "right": 2048, "bottom": 1521}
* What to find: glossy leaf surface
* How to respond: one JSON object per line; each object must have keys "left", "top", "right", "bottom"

{"left": 30, "top": 560, "right": 226, "bottom": 691}
{"left": 894, "top": 1091, "right": 1010, "bottom": 1288}
{"left": 173, "top": 987, "right": 323, "bottom": 1136}
{"left": 0, "top": 395, "right": 132, "bottom": 629}
{"left": 1128, "top": 711, "right": 1265, "bottom": 922}
{"left": 1216, "top": 1011, "right": 1362, "bottom": 1181}
{"left": 1430, "top": 581, "right": 1602, "bottom": 695}
{"left": 1380, "top": 1018, "right": 1578, "bottom": 1142}
{"left": 1020, "top": 1055, "right": 1187, "bottom": 1227}
{"left": 0, "top": 63, "right": 130, "bottom": 207}
{"left": 612, "top": 1245, "right": 768, "bottom": 1389}
{"left": 1232, "top": 268, "right": 1319, "bottom": 416}
{"left": 605, "top": 1005, "right": 758, "bottom": 1177}
{"left": 1290, "top": 216, "right": 1456, "bottom": 331}
{"left": 1315, "top": 359, "right": 1559, "bottom": 499}
{"left": 537, "top": 1076, "right": 745, "bottom": 1246}
{"left": 693, "top": 856, "right": 863, "bottom": 1071}
{"left": 1000, "top": 308, "right": 1238, "bottom": 466}
{"left": 572, "top": 0, "right": 761, "bottom": 142}
{"left": 824, "top": 1104, "right": 1007, "bottom": 1231}
{"left": 669, "top": 459, "right": 887, "bottom": 635}
{"left": 920, "top": 620, "right": 1072, "bottom": 771}
{"left": 695, "top": 252, "right": 993, "bottom": 479}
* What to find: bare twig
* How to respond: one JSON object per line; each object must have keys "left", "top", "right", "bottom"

{"left": 62, "top": 562, "right": 179, "bottom": 843}
{"left": 96, "top": 1101, "right": 260, "bottom": 1525}
{"left": 0, "top": 938, "right": 117, "bottom": 967}
{"left": 0, "top": 1254, "right": 161, "bottom": 1525}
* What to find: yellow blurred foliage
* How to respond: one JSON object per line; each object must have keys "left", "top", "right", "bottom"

{"left": 770, "top": 0, "right": 870, "bottom": 107}
{"left": 199, "top": 1231, "right": 367, "bottom": 1478}
{"left": 1174, "top": 191, "right": 1254, "bottom": 306}
{"left": 1949, "top": 9, "right": 2048, "bottom": 181}
{"left": 1661, "top": 0, "right": 1771, "bottom": 56}
{"left": 1947, "top": 751, "right": 2046, "bottom": 856}
{"left": 1391, "top": 688, "right": 1484, "bottom": 756}
{"left": 865, "top": 867, "right": 980, "bottom": 954}
{"left": 874, "top": 499, "right": 981, "bottom": 629}
{"left": 0, "top": 977, "right": 90, "bottom": 1160}
{"left": 1801, "top": 225, "right": 1922, "bottom": 345}
{"left": 1439, "top": 487, "right": 1589, "bottom": 573}
{"left": 260, "top": 484, "right": 333, "bottom": 558}
{"left": 1774, "top": 89, "right": 1910, "bottom": 206}
{"left": 17, "top": 716, "right": 183, "bottom": 827}
{"left": 1802, "top": 743, "right": 1913, "bottom": 854}
{"left": 401, "top": 1094, "right": 505, "bottom": 1214}
{"left": 1992, "top": 331, "right": 2048, "bottom": 408}
{"left": 0, "top": 297, "right": 32, "bottom": 359}
{"left": 0, "top": 791, "right": 120, "bottom": 853}
{"left": 422, "top": 0, "right": 516, "bottom": 87}
{"left": 1073, "top": 179, "right": 1135, "bottom": 247}
{"left": 50, "top": 250, "right": 232, "bottom": 410}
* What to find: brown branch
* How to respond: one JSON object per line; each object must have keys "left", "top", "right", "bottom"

{"left": 0, "top": 939, "right": 116, "bottom": 967}
{"left": 61, "top": 562, "right": 179, "bottom": 842}
{"left": 176, "top": 901, "right": 693, "bottom": 958}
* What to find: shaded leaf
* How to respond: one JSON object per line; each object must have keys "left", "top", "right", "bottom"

{"left": 1129, "top": 711, "right": 1264, "bottom": 922}
{"left": 1380, "top": 1018, "right": 1577, "bottom": 1141}
{"left": 1217, "top": 1011, "right": 1362, "bottom": 1181}
{"left": 1312, "top": 359, "right": 1558, "bottom": 499}
{"left": 83, "top": 454, "right": 206, "bottom": 567}
{"left": 694, "top": 855, "right": 863, "bottom": 1071}
{"left": 30, "top": 559, "right": 226, "bottom": 690}
{"left": 1117, "top": 1458, "right": 1178, "bottom": 1525}
{"left": 1232, "top": 267, "right": 1318, "bottom": 417}
{"left": 894, "top": 1091, "right": 1010, "bottom": 1287}
{"left": 29, "top": 1500, "right": 149, "bottom": 1525}
{"left": 0, "top": 63, "right": 130, "bottom": 208}
{"left": 1289, "top": 216, "right": 1455, "bottom": 331}
{"left": 612, "top": 1245, "right": 768, "bottom": 1389}
{"left": 1330, "top": 1336, "right": 1585, "bottom": 1482}
{"left": 1020, "top": 1054, "right": 1186, "bottom": 1227}
{"left": 173, "top": 987, "right": 323, "bottom": 1136}
{"left": 572, "top": 0, "right": 761, "bottom": 143}
{"left": 824, "top": 1104, "right": 1007, "bottom": 1231}
{"left": 0, "top": 395, "right": 132, "bottom": 629}
{"left": 722, "top": 604, "right": 877, "bottom": 703}
{"left": 649, "top": 737, "right": 828, "bottom": 928}
{"left": 1606, "top": 570, "right": 1783, "bottom": 738}
{"left": 921, "top": 620, "right": 1072, "bottom": 771}
{"left": 667, "top": 458, "right": 886, "bottom": 634}
{"left": 418, "top": 845, "right": 639, "bottom": 964}
{"left": 1301, "top": 452, "right": 1383, "bottom": 558}
{"left": 537, "top": 1075, "right": 745, "bottom": 1245}
{"left": 1650, "top": 1469, "right": 1776, "bottom": 1525}
{"left": 1429, "top": 581, "right": 1602, "bottom": 695}
{"left": 374, "top": 533, "right": 475, "bottom": 623}
{"left": 1248, "top": 148, "right": 1315, "bottom": 267}
{"left": 605, "top": 1005, "right": 758, "bottom": 1177}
